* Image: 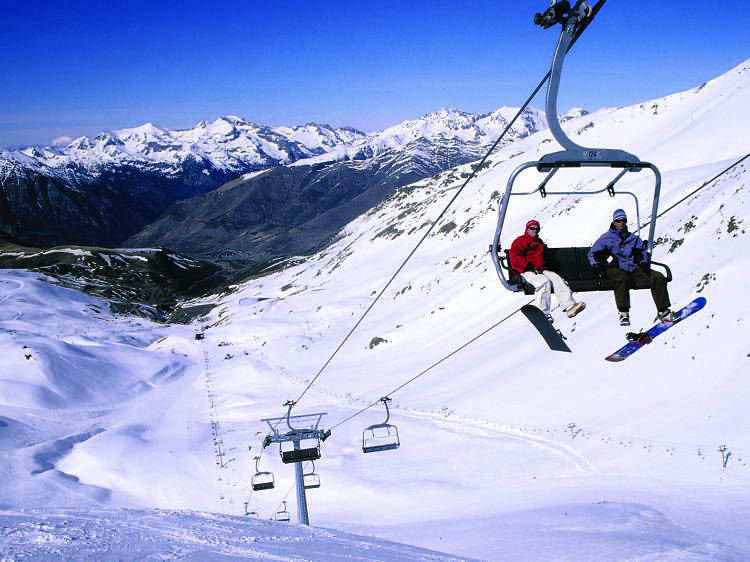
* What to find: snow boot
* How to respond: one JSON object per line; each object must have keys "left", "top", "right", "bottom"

{"left": 618, "top": 311, "right": 630, "bottom": 327}
{"left": 565, "top": 302, "right": 586, "bottom": 318}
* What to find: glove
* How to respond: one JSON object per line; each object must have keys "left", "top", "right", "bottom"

{"left": 592, "top": 263, "right": 606, "bottom": 279}
{"left": 640, "top": 261, "right": 651, "bottom": 272}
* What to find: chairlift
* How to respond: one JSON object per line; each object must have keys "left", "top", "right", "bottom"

{"left": 362, "top": 397, "right": 400, "bottom": 453}
{"left": 279, "top": 430, "right": 322, "bottom": 463}
{"left": 261, "top": 402, "right": 328, "bottom": 464}
{"left": 243, "top": 502, "right": 259, "bottom": 517}
{"left": 278, "top": 402, "right": 323, "bottom": 464}
{"left": 251, "top": 456, "right": 275, "bottom": 491}
{"left": 491, "top": 1, "right": 672, "bottom": 294}
{"left": 303, "top": 461, "right": 321, "bottom": 489}
{"left": 273, "top": 500, "right": 291, "bottom": 522}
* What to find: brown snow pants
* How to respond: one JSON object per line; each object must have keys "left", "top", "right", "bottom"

{"left": 606, "top": 265, "right": 671, "bottom": 312}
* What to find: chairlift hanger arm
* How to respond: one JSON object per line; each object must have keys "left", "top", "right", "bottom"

{"left": 542, "top": 3, "right": 635, "bottom": 158}
{"left": 380, "top": 397, "right": 392, "bottom": 425}
{"left": 534, "top": 1, "right": 607, "bottom": 49}
{"left": 534, "top": 1, "right": 642, "bottom": 165}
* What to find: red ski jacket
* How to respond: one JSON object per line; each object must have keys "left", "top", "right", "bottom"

{"left": 509, "top": 233, "right": 546, "bottom": 274}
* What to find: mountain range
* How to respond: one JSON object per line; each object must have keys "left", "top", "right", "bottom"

{"left": 0, "top": 118, "right": 364, "bottom": 248}
{"left": 0, "top": 107, "right": 550, "bottom": 258}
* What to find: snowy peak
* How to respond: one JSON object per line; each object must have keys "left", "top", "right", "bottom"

{"left": 274, "top": 122, "right": 367, "bottom": 151}
{"left": 0, "top": 115, "right": 369, "bottom": 179}
{"left": 294, "top": 106, "right": 547, "bottom": 166}
{"left": 560, "top": 107, "right": 590, "bottom": 122}
{"left": 114, "top": 122, "right": 169, "bottom": 140}
{"left": 0, "top": 106, "right": 546, "bottom": 181}
{"left": 371, "top": 106, "right": 545, "bottom": 149}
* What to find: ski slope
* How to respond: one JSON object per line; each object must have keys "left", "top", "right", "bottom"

{"left": 1, "top": 59, "right": 749, "bottom": 560}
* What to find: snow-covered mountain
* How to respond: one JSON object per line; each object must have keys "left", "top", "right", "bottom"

{"left": 1, "top": 58, "right": 749, "bottom": 560}
{"left": 124, "top": 107, "right": 548, "bottom": 265}
{"left": 0, "top": 117, "right": 367, "bottom": 248}
{"left": 298, "top": 106, "right": 548, "bottom": 163}
{"left": 1, "top": 107, "right": 547, "bottom": 177}
{"left": 1, "top": 117, "right": 365, "bottom": 178}
{"left": 0, "top": 108, "right": 545, "bottom": 250}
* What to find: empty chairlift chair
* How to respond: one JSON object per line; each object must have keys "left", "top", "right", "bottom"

{"left": 279, "top": 430, "right": 322, "bottom": 463}
{"left": 302, "top": 461, "right": 321, "bottom": 489}
{"left": 261, "top": 401, "right": 328, "bottom": 464}
{"left": 362, "top": 397, "right": 400, "bottom": 453}
{"left": 273, "top": 500, "right": 291, "bottom": 522}
{"left": 251, "top": 456, "right": 275, "bottom": 491}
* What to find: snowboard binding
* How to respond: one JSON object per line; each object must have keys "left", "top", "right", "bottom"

{"left": 625, "top": 332, "right": 653, "bottom": 346}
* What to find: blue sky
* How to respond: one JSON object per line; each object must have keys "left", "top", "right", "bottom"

{"left": 2, "top": 0, "right": 748, "bottom": 148}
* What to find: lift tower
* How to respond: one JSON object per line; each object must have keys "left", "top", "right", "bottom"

{"left": 262, "top": 402, "right": 329, "bottom": 525}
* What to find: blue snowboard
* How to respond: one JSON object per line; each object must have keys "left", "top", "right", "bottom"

{"left": 605, "top": 297, "right": 706, "bottom": 362}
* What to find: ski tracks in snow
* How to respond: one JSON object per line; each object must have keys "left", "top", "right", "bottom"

{"left": 257, "top": 354, "right": 595, "bottom": 475}
{"left": 402, "top": 409, "right": 596, "bottom": 474}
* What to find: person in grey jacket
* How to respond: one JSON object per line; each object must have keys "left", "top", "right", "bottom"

{"left": 588, "top": 209, "right": 678, "bottom": 326}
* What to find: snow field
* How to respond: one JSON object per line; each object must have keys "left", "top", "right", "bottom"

{"left": 1, "top": 59, "right": 750, "bottom": 559}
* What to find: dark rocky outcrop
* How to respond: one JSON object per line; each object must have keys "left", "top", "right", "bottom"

{"left": 0, "top": 232, "right": 223, "bottom": 321}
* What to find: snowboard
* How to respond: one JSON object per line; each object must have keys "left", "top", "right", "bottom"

{"left": 521, "top": 304, "right": 572, "bottom": 353}
{"left": 605, "top": 297, "right": 706, "bottom": 362}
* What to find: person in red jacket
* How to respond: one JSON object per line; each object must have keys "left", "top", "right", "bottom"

{"left": 509, "top": 219, "right": 585, "bottom": 322}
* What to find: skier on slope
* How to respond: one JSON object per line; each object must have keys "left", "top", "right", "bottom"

{"left": 509, "top": 219, "right": 585, "bottom": 323}
{"left": 588, "top": 208, "right": 680, "bottom": 327}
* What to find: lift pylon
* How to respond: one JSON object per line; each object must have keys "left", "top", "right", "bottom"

{"left": 261, "top": 401, "right": 330, "bottom": 525}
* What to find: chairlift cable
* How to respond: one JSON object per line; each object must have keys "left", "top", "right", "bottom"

{"left": 269, "top": 484, "right": 296, "bottom": 520}
{"left": 288, "top": 4, "right": 605, "bottom": 413}
{"left": 639, "top": 152, "right": 750, "bottom": 230}
{"left": 289, "top": 93, "right": 546, "bottom": 411}
{"left": 329, "top": 301, "right": 532, "bottom": 431}
{"left": 290, "top": 54, "right": 580, "bottom": 411}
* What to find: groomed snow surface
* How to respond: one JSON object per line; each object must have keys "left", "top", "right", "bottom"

{"left": 2, "top": 59, "right": 750, "bottom": 560}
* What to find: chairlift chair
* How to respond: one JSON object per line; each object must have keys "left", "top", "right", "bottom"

{"left": 273, "top": 500, "right": 291, "bottom": 522}
{"left": 303, "top": 461, "right": 321, "bottom": 489}
{"left": 251, "top": 456, "right": 275, "bottom": 491}
{"left": 362, "top": 397, "right": 400, "bottom": 453}
{"left": 262, "top": 403, "right": 328, "bottom": 465}
{"left": 279, "top": 431, "right": 322, "bottom": 464}
{"left": 491, "top": 1, "right": 672, "bottom": 294}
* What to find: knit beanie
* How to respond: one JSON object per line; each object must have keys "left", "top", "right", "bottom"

{"left": 612, "top": 209, "right": 627, "bottom": 222}
{"left": 525, "top": 219, "right": 540, "bottom": 231}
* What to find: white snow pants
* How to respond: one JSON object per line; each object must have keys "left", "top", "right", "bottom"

{"left": 522, "top": 270, "right": 576, "bottom": 315}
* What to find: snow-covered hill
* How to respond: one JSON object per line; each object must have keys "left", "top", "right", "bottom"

{"left": 1, "top": 58, "right": 749, "bottom": 560}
